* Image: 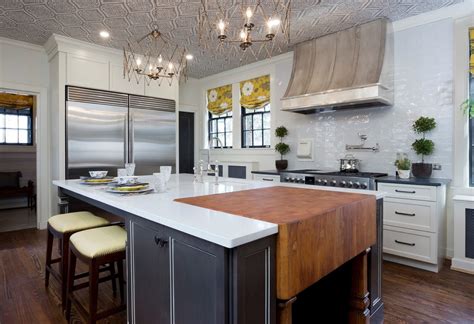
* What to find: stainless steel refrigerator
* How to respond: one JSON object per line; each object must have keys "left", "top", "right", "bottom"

{"left": 66, "top": 86, "right": 176, "bottom": 179}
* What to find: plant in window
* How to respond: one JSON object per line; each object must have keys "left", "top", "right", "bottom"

{"left": 275, "top": 126, "right": 290, "bottom": 170}
{"left": 411, "top": 116, "right": 436, "bottom": 178}
{"left": 460, "top": 99, "right": 474, "bottom": 118}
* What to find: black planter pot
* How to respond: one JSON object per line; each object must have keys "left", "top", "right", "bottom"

{"left": 411, "top": 163, "right": 433, "bottom": 178}
{"left": 275, "top": 159, "right": 288, "bottom": 171}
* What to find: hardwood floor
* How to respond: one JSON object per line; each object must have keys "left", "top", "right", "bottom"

{"left": 1, "top": 228, "right": 473, "bottom": 324}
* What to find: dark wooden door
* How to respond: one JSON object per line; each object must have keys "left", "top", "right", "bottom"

{"left": 179, "top": 111, "right": 194, "bottom": 174}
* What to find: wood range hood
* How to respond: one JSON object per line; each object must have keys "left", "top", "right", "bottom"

{"left": 281, "top": 18, "right": 394, "bottom": 114}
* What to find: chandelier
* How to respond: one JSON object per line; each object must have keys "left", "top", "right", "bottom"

{"left": 198, "top": 0, "right": 292, "bottom": 62}
{"left": 123, "top": 25, "right": 193, "bottom": 86}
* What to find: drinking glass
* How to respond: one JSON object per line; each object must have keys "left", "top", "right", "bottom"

{"left": 117, "top": 168, "right": 127, "bottom": 177}
{"left": 153, "top": 172, "right": 166, "bottom": 193}
{"left": 160, "top": 166, "right": 172, "bottom": 183}
{"left": 125, "top": 163, "right": 136, "bottom": 176}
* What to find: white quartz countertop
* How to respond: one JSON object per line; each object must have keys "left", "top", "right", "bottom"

{"left": 53, "top": 174, "right": 384, "bottom": 248}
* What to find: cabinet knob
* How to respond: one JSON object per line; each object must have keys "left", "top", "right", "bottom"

{"left": 154, "top": 236, "right": 169, "bottom": 247}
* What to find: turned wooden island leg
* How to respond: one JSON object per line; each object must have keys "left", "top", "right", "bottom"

{"left": 277, "top": 296, "right": 297, "bottom": 324}
{"left": 349, "top": 248, "right": 371, "bottom": 324}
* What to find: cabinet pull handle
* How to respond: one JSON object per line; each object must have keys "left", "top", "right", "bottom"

{"left": 395, "top": 211, "right": 416, "bottom": 217}
{"left": 262, "top": 178, "right": 274, "bottom": 181}
{"left": 154, "top": 236, "right": 168, "bottom": 248}
{"left": 395, "top": 189, "right": 416, "bottom": 194}
{"left": 395, "top": 240, "right": 415, "bottom": 246}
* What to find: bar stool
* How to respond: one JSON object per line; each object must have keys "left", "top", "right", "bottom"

{"left": 45, "top": 211, "right": 110, "bottom": 310}
{"left": 66, "top": 225, "right": 127, "bottom": 324}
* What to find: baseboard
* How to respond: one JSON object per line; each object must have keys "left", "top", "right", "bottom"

{"left": 383, "top": 254, "right": 441, "bottom": 273}
{"left": 38, "top": 220, "right": 48, "bottom": 230}
{"left": 451, "top": 258, "right": 474, "bottom": 274}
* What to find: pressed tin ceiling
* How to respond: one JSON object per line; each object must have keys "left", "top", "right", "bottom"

{"left": 0, "top": 0, "right": 463, "bottom": 78}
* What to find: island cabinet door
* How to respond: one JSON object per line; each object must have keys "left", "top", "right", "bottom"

{"left": 128, "top": 220, "right": 171, "bottom": 324}
{"left": 127, "top": 217, "right": 228, "bottom": 324}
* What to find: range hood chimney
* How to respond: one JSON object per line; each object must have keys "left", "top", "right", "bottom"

{"left": 281, "top": 19, "right": 393, "bottom": 114}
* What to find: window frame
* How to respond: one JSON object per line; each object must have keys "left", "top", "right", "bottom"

{"left": 208, "top": 111, "right": 233, "bottom": 148}
{"left": 0, "top": 106, "right": 34, "bottom": 146}
{"left": 241, "top": 104, "right": 271, "bottom": 148}
{"left": 469, "top": 71, "right": 473, "bottom": 187}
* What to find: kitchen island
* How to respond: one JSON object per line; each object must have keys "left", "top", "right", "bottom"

{"left": 53, "top": 175, "right": 384, "bottom": 324}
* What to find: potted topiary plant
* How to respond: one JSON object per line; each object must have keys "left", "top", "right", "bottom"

{"left": 275, "top": 126, "right": 290, "bottom": 171}
{"left": 394, "top": 157, "right": 411, "bottom": 179}
{"left": 460, "top": 99, "right": 474, "bottom": 118}
{"left": 411, "top": 116, "right": 436, "bottom": 178}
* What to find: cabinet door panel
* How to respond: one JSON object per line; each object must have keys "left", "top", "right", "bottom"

{"left": 131, "top": 222, "right": 170, "bottom": 324}
{"left": 172, "top": 239, "right": 221, "bottom": 324}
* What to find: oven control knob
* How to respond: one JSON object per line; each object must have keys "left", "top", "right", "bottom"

{"left": 299, "top": 178, "right": 305, "bottom": 183}
{"left": 340, "top": 181, "right": 346, "bottom": 187}
{"left": 361, "top": 182, "right": 368, "bottom": 189}
{"left": 285, "top": 177, "right": 290, "bottom": 182}
{"left": 330, "top": 180, "right": 337, "bottom": 186}
{"left": 317, "top": 179, "right": 322, "bottom": 184}
{"left": 347, "top": 181, "right": 353, "bottom": 188}
{"left": 322, "top": 180, "right": 328, "bottom": 186}
{"left": 290, "top": 178, "right": 296, "bottom": 183}
{"left": 353, "top": 182, "right": 360, "bottom": 189}
{"left": 296, "top": 178, "right": 302, "bottom": 183}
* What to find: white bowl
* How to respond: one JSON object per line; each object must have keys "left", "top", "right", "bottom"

{"left": 89, "top": 171, "right": 108, "bottom": 178}
{"left": 116, "top": 176, "right": 139, "bottom": 185}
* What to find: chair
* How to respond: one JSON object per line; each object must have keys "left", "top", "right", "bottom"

{"left": 45, "top": 211, "right": 110, "bottom": 310}
{"left": 66, "top": 225, "right": 127, "bottom": 324}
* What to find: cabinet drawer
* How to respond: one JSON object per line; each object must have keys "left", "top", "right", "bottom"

{"left": 377, "top": 183, "right": 436, "bottom": 201}
{"left": 383, "top": 226, "right": 437, "bottom": 264}
{"left": 384, "top": 199, "right": 436, "bottom": 232}
{"left": 253, "top": 174, "right": 280, "bottom": 182}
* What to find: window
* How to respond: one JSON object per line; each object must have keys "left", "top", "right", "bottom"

{"left": 241, "top": 104, "right": 270, "bottom": 148}
{"left": 208, "top": 111, "right": 232, "bottom": 148}
{"left": 0, "top": 107, "right": 33, "bottom": 145}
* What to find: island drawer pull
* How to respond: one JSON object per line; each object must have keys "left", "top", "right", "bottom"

{"left": 394, "top": 240, "right": 415, "bottom": 247}
{"left": 154, "top": 236, "right": 169, "bottom": 248}
{"left": 262, "top": 178, "right": 274, "bottom": 181}
{"left": 395, "top": 211, "right": 416, "bottom": 217}
{"left": 395, "top": 189, "right": 416, "bottom": 194}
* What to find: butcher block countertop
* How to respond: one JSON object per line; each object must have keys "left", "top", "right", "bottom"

{"left": 175, "top": 186, "right": 377, "bottom": 299}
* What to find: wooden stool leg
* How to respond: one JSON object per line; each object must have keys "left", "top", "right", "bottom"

{"left": 117, "top": 260, "right": 125, "bottom": 304}
{"left": 349, "top": 249, "right": 370, "bottom": 324}
{"left": 61, "top": 236, "right": 69, "bottom": 311}
{"left": 65, "top": 252, "right": 77, "bottom": 321}
{"left": 277, "top": 297, "right": 297, "bottom": 324}
{"left": 109, "top": 263, "right": 117, "bottom": 297}
{"left": 89, "top": 260, "right": 99, "bottom": 324}
{"left": 45, "top": 229, "right": 54, "bottom": 287}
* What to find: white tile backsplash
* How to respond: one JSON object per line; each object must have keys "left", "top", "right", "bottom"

{"left": 283, "top": 19, "right": 454, "bottom": 179}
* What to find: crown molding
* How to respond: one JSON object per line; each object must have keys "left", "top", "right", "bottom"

{"left": 0, "top": 36, "right": 45, "bottom": 53}
{"left": 392, "top": 0, "right": 474, "bottom": 32}
{"left": 44, "top": 33, "right": 123, "bottom": 61}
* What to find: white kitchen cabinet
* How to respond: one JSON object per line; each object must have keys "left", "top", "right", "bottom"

{"left": 67, "top": 54, "right": 109, "bottom": 90}
{"left": 109, "top": 63, "right": 145, "bottom": 95}
{"left": 377, "top": 182, "right": 446, "bottom": 272}
{"left": 252, "top": 174, "right": 281, "bottom": 182}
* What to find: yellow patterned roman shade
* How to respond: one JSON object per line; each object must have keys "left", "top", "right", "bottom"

{"left": 207, "top": 84, "right": 232, "bottom": 115}
{"left": 240, "top": 75, "right": 270, "bottom": 109}
{"left": 470, "top": 28, "right": 474, "bottom": 75}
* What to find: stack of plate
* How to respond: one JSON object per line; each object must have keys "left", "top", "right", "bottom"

{"left": 80, "top": 177, "right": 114, "bottom": 185}
{"left": 106, "top": 182, "right": 153, "bottom": 194}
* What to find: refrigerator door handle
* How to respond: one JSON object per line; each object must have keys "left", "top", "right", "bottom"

{"left": 129, "top": 112, "right": 134, "bottom": 163}
{"left": 124, "top": 117, "right": 128, "bottom": 164}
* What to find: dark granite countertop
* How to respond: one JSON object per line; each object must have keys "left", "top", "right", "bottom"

{"left": 251, "top": 170, "right": 282, "bottom": 176}
{"left": 375, "top": 176, "right": 451, "bottom": 187}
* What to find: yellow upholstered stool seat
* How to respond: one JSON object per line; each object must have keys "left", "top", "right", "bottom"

{"left": 70, "top": 226, "right": 126, "bottom": 259}
{"left": 48, "top": 211, "right": 109, "bottom": 233}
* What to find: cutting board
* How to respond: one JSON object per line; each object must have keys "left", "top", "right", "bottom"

{"left": 175, "top": 186, "right": 376, "bottom": 299}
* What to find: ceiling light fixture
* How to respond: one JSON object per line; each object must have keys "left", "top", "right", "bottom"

{"left": 198, "top": 0, "right": 293, "bottom": 62}
{"left": 99, "top": 30, "right": 110, "bottom": 38}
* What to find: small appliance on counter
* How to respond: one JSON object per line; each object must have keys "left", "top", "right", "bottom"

{"left": 339, "top": 154, "right": 361, "bottom": 173}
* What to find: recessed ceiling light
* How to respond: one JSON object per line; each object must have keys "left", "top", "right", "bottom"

{"left": 99, "top": 31, "right": 110, "bottom": 38}
{"left": 185, "top": 54, "right": 193, "bottom": 60}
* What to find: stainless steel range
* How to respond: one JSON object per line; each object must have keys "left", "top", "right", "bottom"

{"left": 280, "top": 170, "right": 387, "bottom": 190}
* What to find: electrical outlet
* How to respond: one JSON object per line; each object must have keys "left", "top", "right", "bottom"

{"left": 433, "top": 163, "right": 442, "bottom": 170}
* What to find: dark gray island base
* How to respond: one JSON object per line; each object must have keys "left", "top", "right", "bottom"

{"left": 58, "top": 188, "right": 276, "bottom": 324}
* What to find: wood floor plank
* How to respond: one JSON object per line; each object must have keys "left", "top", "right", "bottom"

{"left": 1, "top": 229, "right": 473, "bottom": 323}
